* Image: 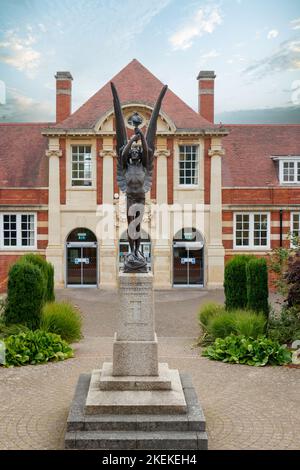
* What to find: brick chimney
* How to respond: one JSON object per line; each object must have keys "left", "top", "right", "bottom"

{"left": 197, "top": 71, "right": 216, "bottom": 123}
{"left": 55, "top": 71, "right": 73, "bottom": 123}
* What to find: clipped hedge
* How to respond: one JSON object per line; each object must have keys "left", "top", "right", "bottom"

{"left": 224, "top": 255, "right": 254, "bottom": 310}
{"left": 246, "top": 258, "right": 269, "bottom": 316}
{"left": 21, "top": 254, "right": 55, "bottom": 303}
{"left": 4, "top": 261, "right": 45, "bottom": 329}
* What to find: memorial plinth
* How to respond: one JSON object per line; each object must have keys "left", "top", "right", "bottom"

{"left": 65, "top": 272, "right": 208, "bottom": 450}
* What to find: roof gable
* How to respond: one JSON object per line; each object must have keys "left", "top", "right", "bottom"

{"left": 54, "top": 59, "right": 215, "bottom": 131}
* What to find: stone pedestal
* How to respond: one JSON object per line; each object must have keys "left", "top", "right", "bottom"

{"left": 113, "top": 273, "right": 158, "bottom": 376}
{"left": 65, "top": 272, "right": 208, "bottom": 449}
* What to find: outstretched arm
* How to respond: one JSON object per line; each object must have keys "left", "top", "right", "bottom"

{"left": 136, "top": 129, "right": 149, "bottom": 168}
{"left": 121, "top": 134, "right": 139, "bottom": 166}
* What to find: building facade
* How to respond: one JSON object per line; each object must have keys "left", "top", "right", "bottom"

{"left": 0, "top": 60, "right": 300, "bottom": 291}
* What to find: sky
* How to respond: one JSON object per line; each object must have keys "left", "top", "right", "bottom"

{"left": 0, "top": 0, "right": 299, "bottom": 123}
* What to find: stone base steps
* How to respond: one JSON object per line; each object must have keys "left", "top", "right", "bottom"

{"left": 65, "top": 430, "right": 208, "bottom": 450}
{"left": 65, "top": 373, "right": 208, "bottom": 450}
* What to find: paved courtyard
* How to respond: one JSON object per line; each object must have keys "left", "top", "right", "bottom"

{"left": 0, "top": 288, "right": 299, "bottom": 450}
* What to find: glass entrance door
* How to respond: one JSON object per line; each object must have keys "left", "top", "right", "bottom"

{"left": 173, "top": 244, "right": 203, "bottom": 286}
{"left": 67, "top": 244, "right": 97, "bottom": 286}
{"left": 173, "top": 246, "right": 188, "bottom": 285}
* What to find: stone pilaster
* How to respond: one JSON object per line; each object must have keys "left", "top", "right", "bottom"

{"left": 45, "top": 138, "right": 64, "bottom": 285}
{"left": 153, "top": 140, "right": 172, "bottom": 288}
{"left": 99, "top": 140, "right": 117, "bottom": 287}
{"left": 207, "top": 137, "right": 225, "bottom": 288}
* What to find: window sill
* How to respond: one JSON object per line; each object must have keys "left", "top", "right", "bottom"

{"left": 177, "top": 185, "right": 200, "bottom": 190}
{"left": 67, "top": 186, "right": 96, "bottom": 191}
{"left": 0, "top": 246, "right": 37, "bottom": 251}
{"left": 233, "top": 246, "right": 271, "bottom": 251}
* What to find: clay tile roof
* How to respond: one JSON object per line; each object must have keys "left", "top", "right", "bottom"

{"left": 222, "top": 124, "right": 300, "bottom": 187}
{"left": 53, "top": 59, "right": 215, "bottom": 131}
{"left": 0, "top": 123, "right": 51, "bottom": 187}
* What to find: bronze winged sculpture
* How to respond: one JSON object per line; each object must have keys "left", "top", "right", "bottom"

{"left": 111, "top": 82, "right": 168, "bottom": 273}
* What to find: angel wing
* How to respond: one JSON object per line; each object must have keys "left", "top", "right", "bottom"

{"left": 111, "top": 82, "right": 128, "bottom": 192}
{"left": 143, "top": 85, "right": 168, "bottom": 193}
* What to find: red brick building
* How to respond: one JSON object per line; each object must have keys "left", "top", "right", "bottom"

{"left": 0, "top": 59, "right": 299, "bottom": 291}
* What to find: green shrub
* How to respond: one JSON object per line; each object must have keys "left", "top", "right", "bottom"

{"left": 40, "top": 302, "right": 82, "bottom": 343}
{"left": 208, "top": 311, "right": 236, "bottom": 339}
{"left": 46, "top": 263, "right": 55, "bottom": 302}
{"left": 3, "top": 330, "right": 73, "bottom": 367}
{"left": 233, "top": 310, "right": 267, "bottom": 338}
{"left": 198, "top": 302, "right": 223, "bottom": 327}
{"left": 198, "top": 303, "right": 266, "bottom": 345}
{"left": 4, "top": 261, "right": 45, "bottom": 329}
{"left": 21, "top": 254, "right": 48, "bottom": 299}
{"left": 224, "top": 255, "right": 254, "bottom": 310}
{"left": 267, "top": 306, "right": 300, "bottom": 344}
{"left": 246, "top": 258, "right": 269, "bottom": 316}
{"left": 202, "top": 334, "right": 291, "bottom": 366}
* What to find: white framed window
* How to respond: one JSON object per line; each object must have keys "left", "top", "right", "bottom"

{"left": 71, "top": 145, "right": 92, "bottom": 186}
{"left": 0, "top": 213, "right": 36, "bottom": 249}
{"left": 179, "top": 145, "right": 199, "bottom": 185}
{"left": 234, "top": 212, "right": 270, "bottom": 250}
{"left": 291, "top": 212, "right": 300, "bottom": 247}
{"left": 279, "top": 159, "right": 300, "bottom": 184}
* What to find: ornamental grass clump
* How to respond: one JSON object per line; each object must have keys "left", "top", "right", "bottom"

{"left": 198, "top": 302, "right": 267, "bottom": 345}
{"left": 40, "top": 301, "right": 82, "bottom": 343}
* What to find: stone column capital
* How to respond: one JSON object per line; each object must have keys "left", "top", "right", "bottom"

{"left": 45, "top": 149, "right": 62, "bottom": 158}
{"left": 208, "top": 148, "right": 225, "bottom": 158}
{"left": 154, "top": 149, "right": 171, "bottom": 158}
{"left": 99, "top": 149, "right": 116, "bottom": 158}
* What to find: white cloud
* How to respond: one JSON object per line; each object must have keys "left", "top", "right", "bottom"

{"left": 200, "top": 49, "right": 219, "bottom": 64}
{"left": 267, "top": 29, "right": 279, "bottom": 39}
{"left": 169, "top": 5, "right": 222, "bottom": 50}
{"left": 0, "top": 87, "right": 53, "bottom": 122}
{"left": 0, "top": 30, "right": 41, "bottom": 78}
{"left": 38, "top": 23, "right": 47, "bottom": 33}
{"left": 243, "top": 39, "right": 300, "bottom": 78}
{"left": 291, "top": 18, "right": 300, "bottom": 30}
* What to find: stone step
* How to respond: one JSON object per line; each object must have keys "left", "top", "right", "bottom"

{"left": 65, "top": 430, "right": 208, "bottom": 450}
{"left": 67, "top": 411, "right": 206, "bottom": 432}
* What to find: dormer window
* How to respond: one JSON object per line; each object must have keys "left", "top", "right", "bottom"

{"left": 273, "top": 157, "right": 300, "bottom": 184}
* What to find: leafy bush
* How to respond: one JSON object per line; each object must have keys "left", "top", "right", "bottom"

{"left": 46, "top": 263, "right": 55, "bottom": 302}
{"left": 40, "top": 302, "right": 82, "bottom": 343}
{"left": 198, "top": 302, "right": 223, "bottom": 327}
{"left": 202, "top": 334, "right": 291, "bottom": 366}
{"left": 246, "top": 258, "right": 269, "bottom": 316}
{"left": 3, "top": 330, "right": 73, "bottom": 367}
{"left": 224, "top": 255, "right": 254, "bottom": 310}
{"left": 198, "top": 303, "right": 266, "bottom": 345}
{"left": 285, "top": 251, "right": 300, "bottom": 307}
{"left": 4, "top": 261, "right": 45, "bottom": 329}
{"left": 267, "top": 306, "right": 300, "bottom": 344}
